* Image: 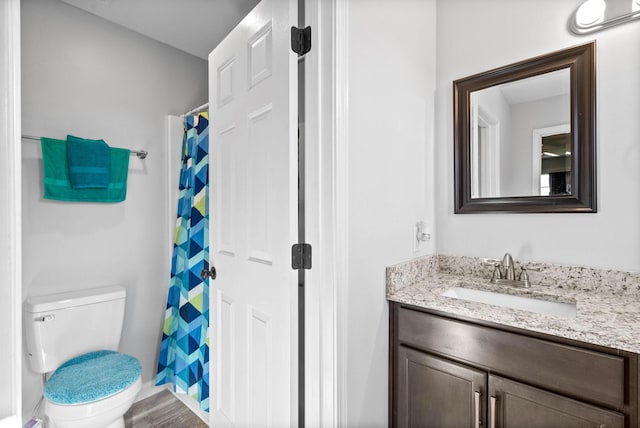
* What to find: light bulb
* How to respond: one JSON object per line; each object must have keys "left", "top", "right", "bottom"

{"left": 576, "top": 0, "right": 607, "bottom": 27}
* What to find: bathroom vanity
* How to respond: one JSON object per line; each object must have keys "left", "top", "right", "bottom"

{"left": 390, "top": 304, "right": 636, "bottom": 427}
{"left": 387, "top": 255, "right": 640, "bottom": 428}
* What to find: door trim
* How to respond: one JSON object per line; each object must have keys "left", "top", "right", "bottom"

{"left": 531, "top": 123, "right": 571, "bottom": 195}
{"left": 303, "top": 0, "right": 348, "bottom": 426}
{"left": 0, "top": 0, "right": 22, "bottom": 423}
{"left": 334, "top": 1, "right": 349, "bottom": 425}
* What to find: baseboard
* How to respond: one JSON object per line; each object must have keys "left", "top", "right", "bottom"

{"left": 135, "top": 380, "right": 169, "bottom": 403}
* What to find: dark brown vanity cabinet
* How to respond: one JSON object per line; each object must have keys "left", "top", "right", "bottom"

{"left": 390, "top": 303, "right": 638, "bottom": 427}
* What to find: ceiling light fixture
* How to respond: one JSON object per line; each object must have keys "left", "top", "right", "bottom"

{"left": 576, "top": 0, "right": 606, "bottom": 27}
{"left": 570, "top": 0, "right": 640, "bottom": 34}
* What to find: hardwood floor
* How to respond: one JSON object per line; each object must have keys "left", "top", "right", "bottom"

{"left": 125, "top": 390, "right": 208, "bottom": 428}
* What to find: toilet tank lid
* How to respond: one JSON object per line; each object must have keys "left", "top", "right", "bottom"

{"left": 24, "top": 285, "right": 126, "bottom": 313}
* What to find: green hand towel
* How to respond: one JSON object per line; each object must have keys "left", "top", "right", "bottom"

{"left": 41, "top": 137, "right": 130, "bottom": 203}
{"left": 66, "top": 135, "right": 111, "bottom": 189}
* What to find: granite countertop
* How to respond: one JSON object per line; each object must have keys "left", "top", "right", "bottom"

{"left": 386, "top": 255, "right": 640, "bottom": 354}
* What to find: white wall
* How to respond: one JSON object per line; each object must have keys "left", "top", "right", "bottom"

{"left": 345, "top": 0, "right": 436, "bottom": 426}
{"left": 435, "top": 0, "right": 640, "bottom": 271}
{"left": 21, "top": 0, "right": 207, "bottom": 418}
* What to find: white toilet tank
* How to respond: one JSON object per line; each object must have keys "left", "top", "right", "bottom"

{"left": 24, "top": 285, "right": 127, "bottom": 374}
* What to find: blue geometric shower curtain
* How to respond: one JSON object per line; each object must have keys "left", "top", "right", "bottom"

{"left": 156, "top": 112, "right": 210, "bottom": 412}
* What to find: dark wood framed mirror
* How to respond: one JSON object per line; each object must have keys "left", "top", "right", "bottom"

{"left": 454, "top": 42, "right": 596, "bottom": 213}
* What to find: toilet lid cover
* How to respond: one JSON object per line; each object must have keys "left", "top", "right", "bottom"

{"left": 44, "top": 350, "right": 141, "bottom": 405}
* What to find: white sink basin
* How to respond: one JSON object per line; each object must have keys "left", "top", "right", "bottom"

{"left": 441, "top": 287, "right": 576, "bottom": 318}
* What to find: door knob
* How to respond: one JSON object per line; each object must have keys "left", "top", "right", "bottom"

{"left": 201, "top": 266, "right": 217, "bottom": 280}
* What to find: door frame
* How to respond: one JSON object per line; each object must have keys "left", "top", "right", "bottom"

{"left": 531, "top": 123, "right": 571, "bottom": 195}
{"left": 0, "top": 0, "right": 22, "bottom": 425}
{"left": 303, "top": 0, "right": 348, "bottom": 426}
{"left": 4, "top": 1, "right": 349, "bottom": 425}
{"left": 471, "top": 100, "right": 500, "bottom": 198}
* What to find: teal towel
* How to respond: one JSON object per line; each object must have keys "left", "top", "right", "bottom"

{"left": 66, "top": 135, "right": 111, "bottom": 189}
{"left": 41, "top": 137, "right": 130, "bottom": 203}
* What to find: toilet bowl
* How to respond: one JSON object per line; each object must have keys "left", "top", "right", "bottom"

{"left": 45, "top": 377, "right": 141, "bottom": 428}
{"left": 24, "top": 286, "right": 141, "bottom": 428}
{"left": 43, "top": 349, "right": 142, "bottom": 428}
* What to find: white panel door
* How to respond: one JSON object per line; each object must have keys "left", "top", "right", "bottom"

{"left": 208, "top": 0, "right": 297, "bottom": 426}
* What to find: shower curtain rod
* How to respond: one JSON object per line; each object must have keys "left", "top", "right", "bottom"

{"left": 183, "top": 102, "right": 209, "bottom": 117}
{"left": 21, "top": 134, "right": 149, "bottom": 159}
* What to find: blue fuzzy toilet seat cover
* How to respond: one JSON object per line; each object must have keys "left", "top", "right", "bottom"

{"left": 44, "top": 350, "right": 141, "bottom": 405}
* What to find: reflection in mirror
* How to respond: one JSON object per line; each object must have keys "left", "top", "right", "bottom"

{"left": 454, "top": 42, "right": 596, "bottom": 213}
{"left": 537, "top": 126, "right": 571, "bottom": 196}
{"left": 470, "top": 68, "right": 570, "bottom": 198}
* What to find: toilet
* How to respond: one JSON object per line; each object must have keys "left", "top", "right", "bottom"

{"left": 24, "top": 285, "right": 142, "bottom": 428}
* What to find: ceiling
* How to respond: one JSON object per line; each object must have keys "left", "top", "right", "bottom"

{"left": 500, "top": 68, "right": 570, "bottom": 105}
{"left": 60, "top": 0, "right": 261, "bottom": 59}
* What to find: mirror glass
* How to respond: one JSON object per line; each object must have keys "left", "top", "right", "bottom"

{"left": 470, "top": 69, "right": 571, "bottom": 198}
{"left": 454, "top": 42, "right": 596, "bottom": 213}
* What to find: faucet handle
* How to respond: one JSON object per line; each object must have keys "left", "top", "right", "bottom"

{"left": 490, "top": 262, "right": 502, "bottom": 282}
{"left": 518, "top": 267, "right": 531, "bottom": 287}
{"left": 518, "top": 266, "right": 540, "bottom": 287}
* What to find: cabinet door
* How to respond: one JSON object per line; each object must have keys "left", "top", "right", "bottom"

{"left": 488, "top": 375, "right": 624, "bottom": 428}
{"left": 397, "top": 346, "right": 486, "bottom": 428}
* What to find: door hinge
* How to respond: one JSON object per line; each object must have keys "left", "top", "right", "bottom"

{"left": 291, "top": 26, "right": 311, "bottom": 56}
{"left": 292, "top": 243, "right": 312, "bottom": 270}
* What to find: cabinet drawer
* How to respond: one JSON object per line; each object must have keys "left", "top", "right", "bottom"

{"left": 398, "top": 307, "right": 626, "bottom": 409}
